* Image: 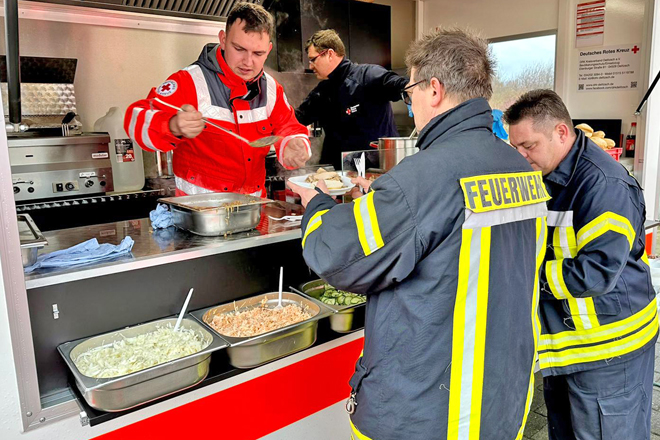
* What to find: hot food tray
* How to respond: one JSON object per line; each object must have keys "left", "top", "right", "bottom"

{"left": 158, "top": 193, "right": 273, "bottom": 236}
{"left": 293, "top": 280, "right": 366, "bottom": 333}
{"left": 58, "top": 316, "right": 228, "bottom": 412}
{"left": 190, "top": 292, "right": 332, "bottom": 369}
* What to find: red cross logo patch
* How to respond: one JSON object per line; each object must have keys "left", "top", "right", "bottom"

{"left": 632, "top": 45, "right": 640, "bottom": 54}
{"left": 157, "top": 80, "right": 178, "bottom": 97}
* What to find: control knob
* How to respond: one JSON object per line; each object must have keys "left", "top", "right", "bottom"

{"left": 85, "top": 180, "right": 94, "bottom": 188}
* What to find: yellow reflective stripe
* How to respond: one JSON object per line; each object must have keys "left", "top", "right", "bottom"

{"left": 538, "top": 298, "right": 657, "bottom": 350}
{"left": 468, "top": 227, "right": 490, "bottom": 440}
{"left": 538, "top": 312, "right": 658, "bottom": 369}
{"left": 447, "top": 229, "right": 472, "bottom": 440}
{"left": 583, "top": 298, "right": 599, "bottom": 328}
{"left": 552, "top": 227, "right": 565, "bottom": 260}
{"left": 301, "top": 209, "right": 328, "bottom": 248}
{"left": 577, "top": 212, "right": 635, "bottom": 252}
{"left": 353, "top": 192, "right": 384, "bottom": 256}
{"left": 545, "top": 260, "right": 572, "bottom": 299}
{"left": 642, "top": 252, "right": 650, "bottom": 265}
{"left": 350, "top": 418, "right": 373, "bottom": 440}
{"left": 448, "top": 227, "right": 491, "bottom": 440}
{"left": 551, "top": 227, "right": 599, "bottom": 330}
{"left": 515, "top": 216, "right": 548, "bottom": 440}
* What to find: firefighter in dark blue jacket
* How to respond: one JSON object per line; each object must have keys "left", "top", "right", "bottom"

{"left": 290, "top": 28, "right": 548, "bottom": 440}
{"left": 295, "top": 29, "right": 409, "bottom": 169}
{"left": 506, "top": 89, "right": 657, "bottom": 440}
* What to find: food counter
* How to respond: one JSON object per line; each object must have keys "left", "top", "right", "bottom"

{"left": 21, "top": 201, "right": 364, "bottom": 437}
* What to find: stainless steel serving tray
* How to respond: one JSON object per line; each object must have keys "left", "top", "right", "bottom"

{"left": 57, "top": 317, "right": 229, "bottom": 412}
{"left": 191, "top": 292, "right": 332, "bottom": 369}
{"left": 293, "top": 280, "right": 366, "bottom": 333}
{"left": 158, "top": 193, "right": 273, "bottom": 236}
{"left": 17, "top": 213, "right": 47, "bottom": 267}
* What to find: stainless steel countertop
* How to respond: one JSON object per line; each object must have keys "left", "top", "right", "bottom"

{"left": 24, "top": 202, "right": 304, "bottom": 289}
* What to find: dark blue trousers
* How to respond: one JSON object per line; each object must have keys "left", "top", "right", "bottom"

{"left": 543, "top": 346, "right": 655, "bottom": 440}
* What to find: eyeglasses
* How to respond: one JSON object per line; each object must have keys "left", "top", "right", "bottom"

{"left": 401, "top": 80, "right": 425, "bottom": 105}
{"left": 308, "top": 49, "right": 328, "bottom": 65}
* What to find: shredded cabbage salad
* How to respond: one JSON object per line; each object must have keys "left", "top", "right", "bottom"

{"left": 74, "top": 325, "right": 207, "bottom": 379}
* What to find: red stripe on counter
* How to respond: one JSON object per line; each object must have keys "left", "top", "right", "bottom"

{"left": 92, "top": 337, "right": 364, "bottom": 440}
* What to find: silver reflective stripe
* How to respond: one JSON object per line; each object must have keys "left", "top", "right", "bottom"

{"left": 141, "top": 110, "right": 160, "bottom": 152}
{"left": 463, "top": 202, "right": 547, "bottom": 229}
{"left": 457, "top": 228, "right": 483, "bottom": 439}
{"left": 358, "top": 195, "right": 379, "bottom": 253}
{"left": 174, "top": 176, "right": 264, "bottom": 197}
{"left": 557, "top": 227, "right": 572, "bottom": 256}
{"left": 204, "top": 105, "right": 235, "bottom": 124}
{"left": 129, "top": 108, "right": 152, "bottom": 150}
{"left": 547, "top": 210, "right": 573, "bottom": 227}
{"left": 184, "top": 65, "right": 212, "bottom": 111}
{"left": 174, "top": 176, "right": 215, "bottom": 195}
{"left": 237, "top": 107, "right": 268, "bottom": 123}
{"left": 183, "top": 65, "right": 235, "bottom": 124}
{"left": 575, "top": 299, "right": 593, "bottom": 329}
{"left": 265, "top": 73, "right": 277, "bottom": 116}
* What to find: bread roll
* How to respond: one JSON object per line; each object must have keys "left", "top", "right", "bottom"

{"left": 592, "top": 130, "right": 606, "bottom": 139}
{"left": 576, "top": 123, "right": 594, "bottom": 134}
{"left": 585, "top": 132, "right": 593, "bottom": 138}
{"left": 604, "top": 138, "right": 616, "bottom": 149}
{"left": 322, "top": 179, "right": 344, "bottom": 189}
{"left": 591, "top": 137, "right": 608, "bottom": 149}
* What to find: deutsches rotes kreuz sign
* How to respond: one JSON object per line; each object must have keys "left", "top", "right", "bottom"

{"left": 577, "top": 44, "right": 641, "bottom": 92}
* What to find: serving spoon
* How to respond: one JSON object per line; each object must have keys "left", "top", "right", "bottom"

{"left": 155, "top": 98, "right": 281, "bottom": 148}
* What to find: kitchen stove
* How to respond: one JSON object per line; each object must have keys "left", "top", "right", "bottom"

{"left": 9, "top": 133, "right": 114, "bottom": 202}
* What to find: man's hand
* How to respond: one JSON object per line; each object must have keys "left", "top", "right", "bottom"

{"left": 169, "top": 104, "right": 204, "bottom": 138}
{"left": 350, "top": 176, "right": 372, "bottom": 198}
{"left": 283, "top": 138, "right": 311, "bottom": 169}
{"left": 287, "top": 179, "right": 328, "bottom": 208}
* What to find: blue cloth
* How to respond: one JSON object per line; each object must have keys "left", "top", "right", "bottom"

{"left": 492, "top": 109, "right": 508, "bottom": 140}
{"left": 24, "top": 237, "right": 134, "bottom": 273}
{"left": 406, "top": 103, "right": 414, "bottom": 118}
{"left": 150, "top": 203, "right": 174, "bottom": 229}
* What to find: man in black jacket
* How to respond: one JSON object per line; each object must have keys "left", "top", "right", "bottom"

{"left": 295, "top": 30, "right": 409, "bottom": 169}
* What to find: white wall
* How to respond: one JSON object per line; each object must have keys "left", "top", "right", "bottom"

{"left": 423, "top": 0, "right": 559, "bottom": 39}
{"left": 557, "top": 0, "right": 646, "bottom": 151}
{"left": 423, "top": 0, "right": 648, "bottom": 163}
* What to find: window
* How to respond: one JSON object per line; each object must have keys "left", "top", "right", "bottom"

{"left": 489, "top": 33, "right": 557, "bottom": 112}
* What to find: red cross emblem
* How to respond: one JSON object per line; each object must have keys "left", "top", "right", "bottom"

{"left": 346, "top": 108, "right": 351, "bottom": 115}
{"left": 157, "top": 80, "right": 178, "bottom": 97}
{"left": 632, "top": 45, "right": 640, "bottom": 54}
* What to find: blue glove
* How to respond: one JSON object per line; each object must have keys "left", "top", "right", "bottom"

{"left": 492, "top": 109, "right": 508, "bottom": 141}
{"left": 150, "top": 203, "right": 174, "bottom": 229}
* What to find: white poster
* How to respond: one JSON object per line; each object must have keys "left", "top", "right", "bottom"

{"left": 577, "top": 44, "right": 641, "bottom": 92}
{"left": 576, "top": 0, "right": 606, "bottom": 48}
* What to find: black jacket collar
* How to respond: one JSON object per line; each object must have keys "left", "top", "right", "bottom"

{"left": 544, "top": 130, "right": 586, "bottom": 187}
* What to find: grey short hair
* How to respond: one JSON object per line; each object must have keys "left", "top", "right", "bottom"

{"left": 405, "top": 27, "right": 494, "bottom": 102}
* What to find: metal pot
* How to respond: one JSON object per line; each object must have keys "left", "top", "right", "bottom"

{"left": 372, "top": 137, "right": 418, "bottom": 172}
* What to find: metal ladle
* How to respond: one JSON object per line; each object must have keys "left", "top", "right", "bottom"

{"left": 155, "top": 98, "right": 281, "bottom": 148}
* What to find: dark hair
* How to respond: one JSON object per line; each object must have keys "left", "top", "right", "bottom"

{"left": 405, "top": 27, "right": 494, "bottom": 102}
{"left": 504, "top": 89, "right": 574, "bottom": 133}
{"left": 226, "top": 2, "right": 274, "bottom": 40}
{"left": 305, "top": 29, "right": 346, "bottom": 57}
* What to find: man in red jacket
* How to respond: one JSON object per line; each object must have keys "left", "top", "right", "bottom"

{"left": 125, "top": 3, "right": 310, "bottom": 196}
